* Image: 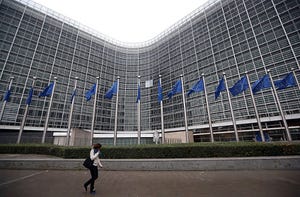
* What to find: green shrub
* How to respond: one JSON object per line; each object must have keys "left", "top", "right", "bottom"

{"left": 0, "top": 142, "right": 299, "bottom": 159}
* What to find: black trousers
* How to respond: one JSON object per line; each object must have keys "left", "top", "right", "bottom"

{"left": 84, "top": 165, "right": 98, "bottom": 192}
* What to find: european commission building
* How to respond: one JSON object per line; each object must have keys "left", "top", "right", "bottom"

{"left": 0, "top": 0, "right": 300, "bottom": 145}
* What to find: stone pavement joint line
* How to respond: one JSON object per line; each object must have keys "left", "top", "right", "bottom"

{"left": 0, "top": 170, "right": 47, "bottom": 186}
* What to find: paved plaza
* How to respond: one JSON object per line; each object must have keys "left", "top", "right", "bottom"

{"left": 0, "top": 169, "right": 299, "bottom": 197}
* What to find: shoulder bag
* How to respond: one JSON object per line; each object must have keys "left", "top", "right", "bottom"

{"left": 83, "top": 157, "right": 93, "bottom": 169}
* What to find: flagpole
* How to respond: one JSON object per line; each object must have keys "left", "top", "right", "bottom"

{"left": 66, "top": 77, "right": 78, "bottom": 146}
{"left": 0, "top": 76, "right": 14, "bottom": 121}
{"left": 42, "top": 77, "right": 57, "bottom": 144}
{"left": 159, "top": 75, "right": 165, "bottom": 144}
{"left": 137, "top": 76, "right": 141, "bottom": 145}
{"left": 113, "top": 76, "right": 120, "bottom": 146}
{"left": 202, "top": 73, "right": 214, "bottom": 142}
{"left": 245, "top": 72, "right": 265, "bottom": 142}
{"left": 17, "top": 76, "right": 36, "bottom": 144}
{"left": 291, "top": 68, "right": 300, "bottom": 92}
{"left": 223, "top": 72, "right": 239, "bottom": 142}
{"left": 180, "top": 74, "right": 189, "bottom": 143}
{"left": 90, "top": 76, "right": 99, "bottom": 145}
{"left": 268, "top": 70, "right": 292, "bottom": 141}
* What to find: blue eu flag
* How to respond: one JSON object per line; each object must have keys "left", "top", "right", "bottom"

{"left": 274, "top": 72, "right": 296, "bottom": 90}
{"left": 215, "top": 77, "right": 226, "bottom": 99}
{"left": 26, "top": 87, "right": 33, "bottom": 105}
{"left": 187, "top": 78, "right": 204, "bottom": 96}
{"left": 39, "top": 83, "right": 54, "bottom": 97}
{"left": 168, "top": 79, "right": 182, "bottom": 99}
{"left": 85, "top": 84, "right": 96, "bottom": 101}
{"left": 105, "top": 81, "right": 118, "bottom": 99}
{"left": 136, "top": 84, "right": 140, "bottom": 103}
{"left": 229, "top": 76, "right": 249, "bottom": 96}
{"left": 158, "top": 80, "right": 163, "bottom": 102}
{"left": 70, "top": 89, "right": 76, "bottom": 103}
{"left": 3, "top": 89, "right": 11, "bottom": 102}
{"left": 252, "top": 74, "right": 271, "bottom": 94}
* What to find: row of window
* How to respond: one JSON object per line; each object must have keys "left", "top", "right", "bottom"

{"left": 1, "top": 0, "right": 300, "bottom": 131}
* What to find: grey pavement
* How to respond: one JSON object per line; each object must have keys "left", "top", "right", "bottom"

{"left": 1, "top": 154, "right": 300, "bottom": 196}
{"left": 0, "top": 169, "right": 300, "bottom": 197}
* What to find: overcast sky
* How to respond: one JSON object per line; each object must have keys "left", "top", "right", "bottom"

{"left": 32, "top": 0, "right": 208, "bottom": 43}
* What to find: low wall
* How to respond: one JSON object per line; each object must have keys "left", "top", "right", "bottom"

{"left": 0, "top": 156, "right": 299, "bottom": 171}
{"left": 165, "top": 131, "right": 194, "bottom": 143}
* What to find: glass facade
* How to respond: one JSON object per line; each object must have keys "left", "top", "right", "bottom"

{"left": 0, "top": 0, "right": 300, "bottom": 144}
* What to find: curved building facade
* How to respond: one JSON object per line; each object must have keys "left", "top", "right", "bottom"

{"left": 0, "top": 0, "right": 300, "bottom": 144}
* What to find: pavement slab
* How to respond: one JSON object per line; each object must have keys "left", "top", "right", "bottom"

{"left": 0, "top": 170, "right": 299, "bottom": 197}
